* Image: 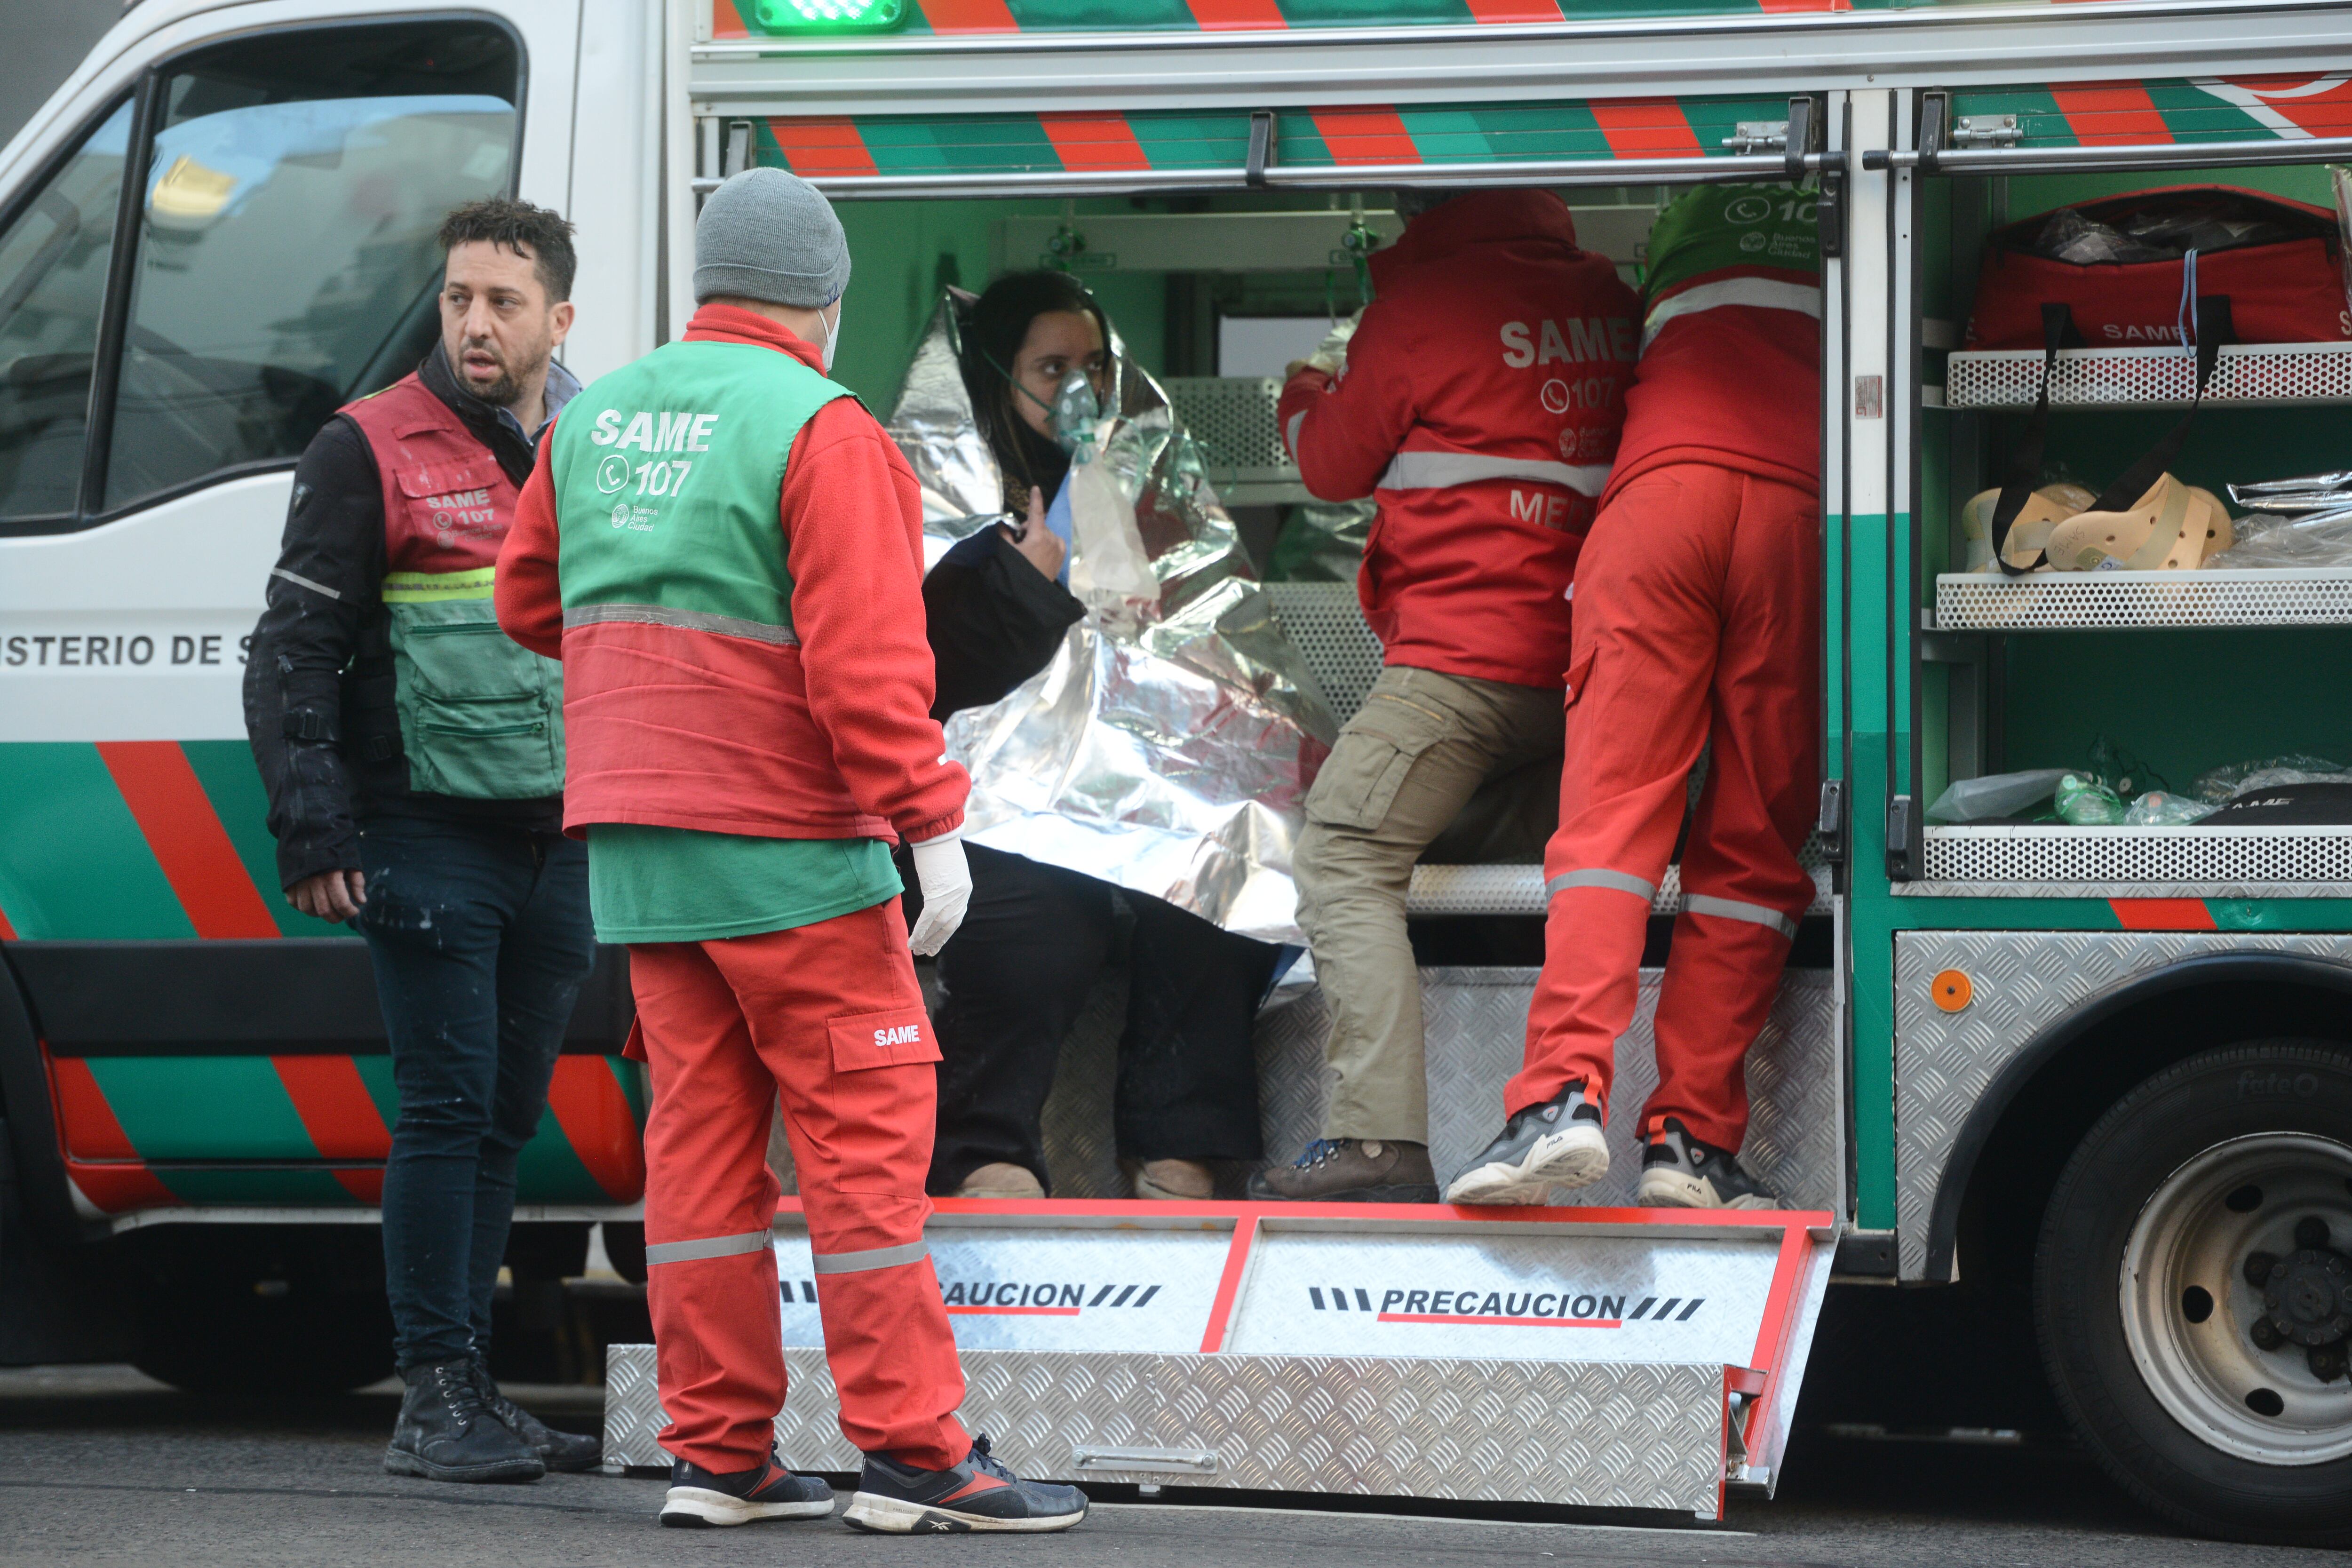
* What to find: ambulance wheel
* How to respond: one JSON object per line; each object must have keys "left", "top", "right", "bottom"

{"left": 126, "top": 1229, "right": 395, "bottom": 1397}
{"left": 133, "top": 1281, "right": 395, "bottom": 1397}
{"left": 2035, "top": 1041, "right": 2352, "bottom": 1547}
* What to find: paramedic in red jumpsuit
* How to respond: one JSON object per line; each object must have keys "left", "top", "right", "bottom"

{"left": 1446, "top": 183, "right": 1824, "bottom": 1210}
{"left": 498, "top": 167, "right": 1085, "bottom": 1533}
{"left": 1251, "top": 187, "right": 1638, "bottom": 1203}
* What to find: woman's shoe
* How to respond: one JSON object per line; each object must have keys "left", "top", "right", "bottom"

{"left": 1132, "top": 1159, "right": 1214, "bottom": 1201}
{"left": 954, "top": 1162, "right": 1044, "bottom": 1199}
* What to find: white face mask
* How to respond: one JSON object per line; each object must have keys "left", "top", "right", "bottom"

{"left": 817, "top": 299, "right": 841, "bottom": 372}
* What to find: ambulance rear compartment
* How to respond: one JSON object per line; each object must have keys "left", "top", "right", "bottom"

{"left": 790, "top": 181, "right": 1841, "bottom": 1215}
{"left": 600, "top": 164, "right": 1842, "bottom": 1518}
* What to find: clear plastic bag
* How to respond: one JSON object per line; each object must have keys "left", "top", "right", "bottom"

{"left": 2125, "top": 790, "right": 2213, "bottom": 826}
{"left": 2195, "top": 754, "right": 2352, "bottom": 804}
{"left": 2033, "top": 207, "right": 2168, "bottom": 265}
{"left": 2055, "top": 773, "right": 2128, "bottom": 825}
{"left": 2206, "top": 512, "right": 2352, "bottom": 569}
{"left": 1928, "top": 768, "right": 2068, "bottom": 823}
{"left": 2029, "top": 197, "right": 2310, "bottom": 265}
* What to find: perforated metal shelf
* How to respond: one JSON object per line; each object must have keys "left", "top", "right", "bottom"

{"left": 1165, "top": 376, "right": 1297, "bottom": 486}
{"left": 1944, "top": 342, "right": 2352, "bottom": 410}
{"left": 1935, "top": 568, "right": 2352, "bottom": 630}
{"left": 1910, "top": 825, "right": 2352, "bottom": 897}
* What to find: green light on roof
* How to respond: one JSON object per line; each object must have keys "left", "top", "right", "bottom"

{"left": 755, "top": 0, "right": 905, "bottom": 27}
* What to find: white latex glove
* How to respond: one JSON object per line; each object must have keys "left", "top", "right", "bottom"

{"left": 906, "top": 835, "right": 972, "bottom": 957}
{"left": 1305, "top": 310, "right": 1363, "bottom": 375}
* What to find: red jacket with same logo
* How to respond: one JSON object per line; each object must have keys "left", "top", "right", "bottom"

{"left": 1278, "top": 191, "right": 1639, "bottom": 689}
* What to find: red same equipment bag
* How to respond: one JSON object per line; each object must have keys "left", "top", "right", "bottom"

{"left": 1967, "top": 185, "right": 2351, "bottom": 350}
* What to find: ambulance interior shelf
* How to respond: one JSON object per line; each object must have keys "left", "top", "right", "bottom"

{"left": 1903, "top": 160, "right": 2352, "bottom": 887}
{"left": 1920, "top": 171, "right": 2352, "bottom": 634}
{"left": 1927, "top": 341, "right": 2352, "bottom": 632}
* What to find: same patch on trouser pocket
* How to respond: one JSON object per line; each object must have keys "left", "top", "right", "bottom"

{"left": 825, "top": 1007, "right": 941, "bottom": 1072}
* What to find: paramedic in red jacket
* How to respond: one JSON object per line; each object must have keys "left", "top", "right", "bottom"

{"left": 1250, "top": 188, "right": 1638, "bottom": 1202}
{"left": 498, "top": 168, "right": 1084, "bottom": 1535}
{"left": 1447, "top": 183, "right": 1824, "bottom": 1211}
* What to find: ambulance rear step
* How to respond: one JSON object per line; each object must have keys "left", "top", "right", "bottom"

{"left": 602, "top": 1202, "right": 1836, "bottom": 1520}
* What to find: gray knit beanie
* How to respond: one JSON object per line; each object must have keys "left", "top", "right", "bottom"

{"left": 694, "top": 167, "right": 850, "bottom": 308}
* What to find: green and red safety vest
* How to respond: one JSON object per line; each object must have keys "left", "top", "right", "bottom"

{"left": 538, "top": 327, "right": 963, "bottom": 843}
{"left": 1609, "top": 183, "right": 1825, "bottom": 503}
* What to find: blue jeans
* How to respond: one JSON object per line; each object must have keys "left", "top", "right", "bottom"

{"left": 356, "top": 814, "right": 594, "bottom": 1371}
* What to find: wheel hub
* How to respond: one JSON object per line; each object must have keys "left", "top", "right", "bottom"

{"left": 2120, "top": 1133, "right": 2352, "bottom": 1465}
{"left": 2258, "top": 1247, "right": 2352, "bottom": 1348}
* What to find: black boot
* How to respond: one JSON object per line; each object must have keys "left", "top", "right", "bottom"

{"left": 384, "top": 1359, "right": 545, "bottom": 1483}
{"left": 471, "top": 1358, "right": 602, "bottom": 1472}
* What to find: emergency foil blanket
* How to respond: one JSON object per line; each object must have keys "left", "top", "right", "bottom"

{"left": 889, "top": 295, "right": 1336, "bottom": 944}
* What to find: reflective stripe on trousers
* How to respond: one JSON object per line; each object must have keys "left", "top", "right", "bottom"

{"left": 644, "top": 1228, "right": 771, "bottom": 1266}
{"left": 1682, "top": 892, "right": 1799, "bottom": 940}
{"left": 810, "top": 1240, "right": 930, "bottom": 1275}
{"left": 1544, "top": 868, "right": 1656, "bottom": 903}
{"left": 1543, "top": 870, "right": 1797, "bottom": 938}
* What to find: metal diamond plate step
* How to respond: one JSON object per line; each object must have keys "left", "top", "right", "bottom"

{"left": 604, "top": 1205, "right": 1835, "bottom": 1520}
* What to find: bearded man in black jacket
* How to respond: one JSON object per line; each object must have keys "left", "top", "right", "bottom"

{"left": 244, "top": 198, "right": 599, "bottom": 1484}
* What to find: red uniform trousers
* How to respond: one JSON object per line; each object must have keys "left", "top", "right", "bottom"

{"left": 629, "top": 896, "right": 967, "bottom": 1473}
{"left": 1508, "top": 463, "right": 1821, "bottom": 1151}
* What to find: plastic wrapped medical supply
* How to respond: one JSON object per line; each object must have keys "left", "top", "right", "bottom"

{"left": 2124, "top": 791, "right": 2214, "bottom": 826}
{"left": 2085, "top": 734, "right": 2164, "bottom": 800}
{"left": 2209, "top": 469, "right": 2352, "bottom": 567}
{"left": 2055, "top": 773, "right": 2128, "bottom": 825}
{"left": 1927, "top": 768, "right": 2069, "bottom": 823}
{"left": 2195, "top": 754, "right": 2352, "bottom": 805}
{"left": 2206, "top": 511, "right": 2352, "bottom": 568}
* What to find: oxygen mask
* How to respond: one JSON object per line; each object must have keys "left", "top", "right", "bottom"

{"left": 1051, "top": 367, "right": 1104, "bottom": 462}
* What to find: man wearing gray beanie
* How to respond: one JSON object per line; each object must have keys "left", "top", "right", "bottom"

{"left": 497, "top": 167, "right": 1083, "bottom": 1535}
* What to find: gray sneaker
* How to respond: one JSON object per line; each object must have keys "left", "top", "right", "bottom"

{"left": 1442, "top": 1083, "right": 1608, "bottom": 1206}
{"left": 1634, "top": 1118, "right": 1781, "bottom": 1210}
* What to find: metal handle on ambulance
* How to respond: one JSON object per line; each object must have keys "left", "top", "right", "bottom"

{"left": 1070, "top": 1445, "right": 1220, "bottom": 1475}
{"left": 1864, "top": 132, "right": 2352, "bottom": 176}
{"left": 700, "top": 149, "right": 1849, "bottom": 200}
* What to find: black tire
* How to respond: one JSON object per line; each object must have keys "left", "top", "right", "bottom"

{"left": 2035, "top": 1040, "right": 2352, "bottom": 1547}
{"left": 134, "top": 1284, "right": 395, "bottom": 1397}
{"left": 126, "top": 1228, "right": 395, "bottom": 1397}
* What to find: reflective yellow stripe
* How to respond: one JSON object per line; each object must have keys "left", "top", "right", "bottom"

{"left": 382, "top": 567, "right": 497, "bottom": 603}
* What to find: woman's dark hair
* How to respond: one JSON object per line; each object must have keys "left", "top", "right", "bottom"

{"left": 959, "top": 270, "right": 1114, "bottom": 508}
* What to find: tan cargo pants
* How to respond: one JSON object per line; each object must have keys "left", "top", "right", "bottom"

{"left": 1293, "top": 664, "right": 1565, "bottom": 1143}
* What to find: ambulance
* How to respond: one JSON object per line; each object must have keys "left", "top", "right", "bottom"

{"left": 2, "top": 0, "right": 2349, "bottom": 1545}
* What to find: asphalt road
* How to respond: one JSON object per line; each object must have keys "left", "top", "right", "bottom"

{"left": 0, "top": 1364, "right": 2335, "bottom": 1568}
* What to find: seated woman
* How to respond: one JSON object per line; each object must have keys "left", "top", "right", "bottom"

{"left": 920, "top": 270, "right": 1278, "bottom": 1203}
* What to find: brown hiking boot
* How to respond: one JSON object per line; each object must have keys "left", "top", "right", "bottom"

{"left": 1246, "top": 1139, "right": 1437, "bottom": 1202}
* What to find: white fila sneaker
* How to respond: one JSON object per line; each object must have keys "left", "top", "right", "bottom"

{"left": 1442, "top": 1082, "right": 1609, "bottom": 1205}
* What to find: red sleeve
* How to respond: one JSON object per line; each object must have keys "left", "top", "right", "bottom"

{"left": 1277, "top": 302, "right": 1419, "bottom": 502}
{"left": 494, "top": 435, "right": 564, "bottom": 660}
{"left": 782, "top": 398, "right": 970, "bottom": 844}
